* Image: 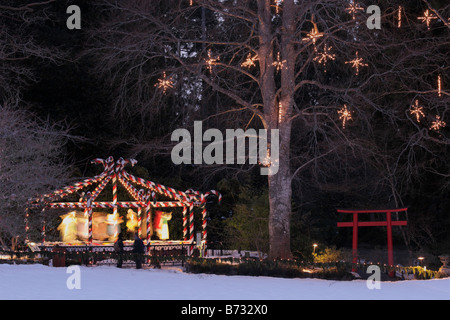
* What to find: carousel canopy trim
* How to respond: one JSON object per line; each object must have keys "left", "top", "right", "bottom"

{"left": 28, "top": 156, "right": 221, "bottom": 208}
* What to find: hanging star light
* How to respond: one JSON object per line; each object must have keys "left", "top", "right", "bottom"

{"left": 205, "top": 49, "right": 220, "bottom": 73}
{"left": 313, "top": 44, "right": 336, "bottom": 72}
{"left": 303, "top": 15, "right": 324, "bottom": 44}
{"left": 345, "top": 51, "right": 368, "bottom": 75}
{"left": 241, "top": 53, "right": 258, "bottom": 69}
{"left": 430, "top": 115, "right": 446, "bottom": 131}
{"left": 338, "top": 104, "right": 353, "bottom": 129}
{"left": 155, "top": 72, "right": 174, "bottom": 94}
{"left": 409, "top": 99, "right": 425, "bottom": 123}
{"left": 346, "top": 1, "right": 364, "bottom": 20}
{"left": 272, "top": 52, "right": 286, "bottom": 72}
{"left": 417, "top": 9, "right": 437, "bottom": 30}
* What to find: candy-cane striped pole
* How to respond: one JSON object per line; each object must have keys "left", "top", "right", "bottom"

{"left": 137, "top": 189, "right": 144, "bottom": 236}
{"left": 112, "top": 168, "right": 118, "bottom": 240}
{"left": 146, "top": 206, "right": 151, "bottom": 245}
{"left": 85, "top": 192, "right": 93, "bottom": 245}
{"left": 182, "top": 206, "right": 188, "bottom": 242}
{"left": 188, "top": 202, "right": 195, "bottom": 253}
{"left": 91, "top": 175, "right": 112, "bottom": 200}
{"left": 201, "top": 205, "right": 207, "bottom": 252}
{"left": 32, "top": 172, "right": 107, "bottom": 205}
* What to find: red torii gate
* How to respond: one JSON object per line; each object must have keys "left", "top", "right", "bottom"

{"left": 337, "top": 208, "right": 408, "bottom": 271}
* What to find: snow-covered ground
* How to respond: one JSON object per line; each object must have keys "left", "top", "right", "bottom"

{"left": 1, "top": 264, "right": 449, "bottom": 300}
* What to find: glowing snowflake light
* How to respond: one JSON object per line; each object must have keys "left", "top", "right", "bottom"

{"left": 272, "top": 52, "right": 286, "bottom": 72}
{"left": 313, "top": 44, "right": 336, "bottom": 72}
{"left": 346, "top": 1, "right": 364, "bottom": 20}
{"left": 205, "top": 49, "right": 220, "bottom": 73}
{"left": 345, "top": 51, "right": 368, "bottom": 76}
{"left": 417, "top": 9, "right": 437, "bottom": 30}
{"left": 409, "top": 100, "right": 425, "bottom": 123}
{"left": 430, "top": 115, "right": 446, "bottom": 131}
{"left": 338, "top": 104, "right": 353, "bottom": 129}
{"left": 241, "top": 53, "right": 258, "bottom": 69}
{"left": 155, "top": 72, "right": 174, "bottom": 94}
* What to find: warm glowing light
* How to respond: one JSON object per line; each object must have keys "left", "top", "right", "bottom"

{"left": 154, "top": 211, "right": 172, "bottom": 240}
{"left": 417, "top": 10, "right": 437, "bottom": 30}
{"left": 126, "top": 209, "right": 138, "bottom": 232}
{"left": 338, "top": 104, "right": 353, "bottom": 128}
{"left": 107, "top": 212, "right": 120, "bottom": 241}
{"left": 278, "top": 101, "right": 283, "bottom": 123}
{"left": 438, "top": 75, "right": 442, "bottom": 97}
{"left": 205, "top": 49, "right": 220, "bottom": 73}
{"left": 346, "top": 1, "right": 364, "bottom": 20}
{"left": 272, "top": 52, "right": 286, "bottom": 72}
{"left": 258, "top": 149, "right": 272, "bottom": 168}
{"left": 410, "top": 100, "right": 425, "bottom": 123}
{"left": 155, "top": 72, "right": 174, "bottom": 94}
{"left": 313, "top": 44, "right": 336, "bottom": 72}
{"left": 430, "top": 115, "right": 446, "bottom": 131}
{"left": 397, "top": 6, "right": 402, "bottom": 28}
{"left": 274, "top": 0, "right": 282, "bottom": 14}
{"left": 345, "top": 51, "right": 368, "bottom": 75}
{"left": 58, "top": 212, "right": 77, "bottom": 242}
{"left": 303, "top": 16, "right": 324, "bottom": 44}
{"left": 190, "top": 0, "right": 193, "bottom": 6}
{"left": 241, "top": 53, "right": 258, "bottom": 69}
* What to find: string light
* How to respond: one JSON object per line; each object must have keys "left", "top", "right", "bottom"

{"left": 278, "top": 101, "right": 284, "bottom": 123}
{"left": 438, "top": 75, "right": 442, "bottom": 97}
{"left": 272, "top": 52, "right": 286, "bottom": 72}
{"left": 205, "top": 49, "right": 219, "bottom": 73}
{"left": 155, "top": 72, "right": 174, "bottom": 94}
{"left": 345, "top": 51, "right": 368, "bottom": 75}
{"left": 345, "top": 1, "right": 364, "bottom": 20}
{"left": 430, "top": 115, "right": 446, "bottom": 131}
{"left": 313, "top": 44, "right": 336, "bottom": 72}
{"left": 409, "top": 100, "right": 425, "bottom": 123}
{"left": 338, "top": 104, "right": 353, "bottom": 129}
{"left": 397, "top": 6, "right": 402, "bottom": 28}
{"left": 241, "top": 53, "right": 258, "bottom": 69}
{"left": 417, "top": 9, "right": 437, "bottom": 30}
{"left": 189, "top": 0, "right": 193, "bottom": 6}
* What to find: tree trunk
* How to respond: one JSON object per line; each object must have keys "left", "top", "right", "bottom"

{"left": 258, "top": 0, "right": 296, "bottom": 259}
{"left": 268, "top": 125, "right": 293, "bottom": 259}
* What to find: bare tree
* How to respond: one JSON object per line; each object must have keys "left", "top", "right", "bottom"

{"left": 88, "top": 0, "right": 449, "bottom": 259}
{"left": 0, "top": 100, "right": 73, "bottom": 246}
{"left": 0, "top": 0, "right": 74, "bottom": 247}
{"left": 0, "top": 0, "right": 62, "bottom": 101}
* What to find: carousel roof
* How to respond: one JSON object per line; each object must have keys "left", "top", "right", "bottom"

{"left": 28, "top": 156, "right": 221, "bottom": 210}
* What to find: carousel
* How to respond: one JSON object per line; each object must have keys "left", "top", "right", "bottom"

{"left": 25, "top": 156, "right": 221, "bottom": 257}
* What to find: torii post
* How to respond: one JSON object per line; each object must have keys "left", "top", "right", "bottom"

{"left": 337, "top": 208, "right": 408, "bottom": 273}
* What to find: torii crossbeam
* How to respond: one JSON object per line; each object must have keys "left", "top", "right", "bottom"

{"left": 337, "top": 208, "right": 408, "bottom": 272}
